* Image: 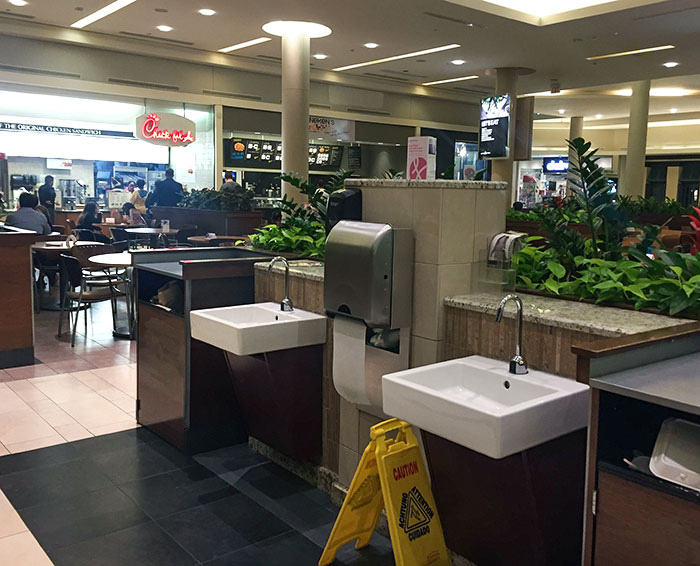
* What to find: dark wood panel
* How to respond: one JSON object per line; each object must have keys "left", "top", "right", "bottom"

{"left": 188, "top": 338, "right": 248, "bottom": 453}
{"left": 423, "top": 429, "right": 587, "bottom": 566}
{"left": 225, "top": 345, "right": 323, "bottom": 463}
{"left": 594, "top": 471, "right": 700, "bottom": 566}
{"left": 0, "top": 235, "right": 37, "bottom": 367}
{"left": 137, "top": 302, "right": 186, "bottom": 451}
{"left": 190, "top": 277, "right": 254, "bottom": 311}
{"left": 571, "top": 322, "right": 700, "bottom": 359}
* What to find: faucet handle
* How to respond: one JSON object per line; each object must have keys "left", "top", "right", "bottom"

{"left": 509, "top": 355, "right": 528, "bottom": 375}
{"left": 280, "top": 298, "right": 293, "bottom": 312}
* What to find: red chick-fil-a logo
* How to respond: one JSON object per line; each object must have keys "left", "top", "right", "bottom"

{"left": 141, "top": 114, "right": 195, "bottom": 145}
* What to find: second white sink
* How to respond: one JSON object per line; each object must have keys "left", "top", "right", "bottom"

{"left": 190, "top": 302, "right": 327, "bottom": 356}
{"left": 382, "top": 355, "right": 590, "bottom": 459}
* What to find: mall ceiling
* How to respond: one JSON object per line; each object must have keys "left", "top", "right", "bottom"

{"left": 2, "top": 0, "right": 700, "bottom": 115}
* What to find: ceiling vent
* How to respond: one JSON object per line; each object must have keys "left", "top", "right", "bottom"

{"left": 0, "top": 12, "right": 35, "bottom": 21}
{"left": 0, "top": 63, "right": 80, "bottom": 79}
{"left": 382, "top": 69, "right": 426, "bottom": 79}
{"left": 346, "top": 107, "right": 391, "bottom": 116}
{"left": 310, "top": 103, "right": 332, "bottom": 110}
{"left": 362, "top": 72, "right": 409, "bottom": 83}
{"left": 454, "top": 86, "right": 492, "bottom": 95}
{"left": 633, "top": 6, "right": 700, "bottom": 20}
{"left": 423, "top": 11, "right": 485, "bottom": 28}
{"left": 119, "top": 31, "right": 194, "bottom": 47}
{"left": 107, "top": 77, "right": 179, "bottom": 91}
{"left": 256, "top": 55, "right": 282, "bottom": 62}
{"left": 201, "top": 89, "right": 263, "bottom": 101}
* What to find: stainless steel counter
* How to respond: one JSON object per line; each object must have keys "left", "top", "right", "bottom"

{"left": 590, "top": 351, "right": 700, "bottom": 415}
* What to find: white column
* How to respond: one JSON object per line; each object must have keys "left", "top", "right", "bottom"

{"left": 567, "top": 116, "right": 584, "bottom": 190}
{"left": 492, "top": 68, "right": 519, "bottom": 203}
{"left": 214, "top": 104, "right": 224, "bottom": 188}
{"left": 281, "top": 31, "right": 310, "bottom": 202}
{"left": 623, "top": 80, "right": 651, "bottom": 197}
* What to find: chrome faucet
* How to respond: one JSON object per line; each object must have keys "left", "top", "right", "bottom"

{"left": 496, "top": 294, "right": 528, "bottom": 375}
{"left": 268, "top": 256, "right": 293, "bottom": 312}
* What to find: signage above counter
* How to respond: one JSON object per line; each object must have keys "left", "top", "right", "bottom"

{"left": 224, "top": 137, "right": 344, "bottom": 170}
{"left": 135, "top": 113, "right": 197, "bottom": 147}
{"left": 0, "top": 121, "right": 134, "bottom": 138}
{"left": 478, "top": 94, "right": 511, "bottom": 160}
{"left": 309, "top": 116, "right": 355, "bottom": 142}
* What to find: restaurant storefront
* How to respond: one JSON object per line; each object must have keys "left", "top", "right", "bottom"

{"left": 0, "top": 87, "right": 214, "bottom": 209}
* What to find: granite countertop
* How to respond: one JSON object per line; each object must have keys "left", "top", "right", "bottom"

{"left": 344, "top": 178, "right": 507, "bottom": 190}
{"left": 591, "top": 352, "right": 700, "bottom": 415}
{"left": 445, "top": 292, "right": 693, "bottom": 337}
{"left": 254, "top": 260, "right": 324, "bottom": 282}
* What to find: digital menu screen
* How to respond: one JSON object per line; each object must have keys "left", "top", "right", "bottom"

{"left": 478, "top": 94, "right": 511, "bottom": 160}
{"left": 225, "top": 138, "right": 343, "bottom": 170}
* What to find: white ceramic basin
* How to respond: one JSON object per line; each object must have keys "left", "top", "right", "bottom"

{"left": 382, "top": 355, "right": 590, "bottom": 459}
{"left": 190, "top": 302, "right": 327, "bottom": 356}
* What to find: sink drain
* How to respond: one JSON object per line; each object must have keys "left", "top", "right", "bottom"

{"left": 503, "top": 380, "right": 511, "bottom": 389}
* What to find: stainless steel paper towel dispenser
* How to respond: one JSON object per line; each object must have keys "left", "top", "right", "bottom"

{"left": 324, "top": 221, "right": 413, "bottom": 329}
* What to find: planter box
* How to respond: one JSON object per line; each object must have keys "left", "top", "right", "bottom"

{"left": 632, "top": 213, "right": 690, "bottom": 230}
{"left": 150, "top": 207, "right": 263, "bottom": 236}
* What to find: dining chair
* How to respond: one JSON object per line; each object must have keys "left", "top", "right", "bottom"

{"left": 58, "top": 254, "right": 120, "bottom": 346}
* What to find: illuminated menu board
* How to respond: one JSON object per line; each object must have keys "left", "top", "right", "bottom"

{"left": 225, "top": 138, "right": 343, "bottom": 170}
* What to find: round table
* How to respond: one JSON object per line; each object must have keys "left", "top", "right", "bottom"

{"left": 89, "top": 252, "right": 135, "bottom": 339}
{"left": 187, "top": 235, "right": 251, "bottom": 247}
{"left": 123, "top": 227, "right": 179, "bottom": 236}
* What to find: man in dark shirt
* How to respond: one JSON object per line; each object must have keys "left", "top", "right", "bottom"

{"left": 5, "top": 192, "right": 52, "bottom": 234}
{"left": 37, "top": 175, "right": 56, "bottom": 225}
{"left": 146, "top": 168, "right": 184, "bottom": 208}
{"left": 220, "top": 171, "right": 241, "bottom": 191}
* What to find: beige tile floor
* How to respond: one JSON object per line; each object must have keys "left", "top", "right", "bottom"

{"left": 0, "top": 364, "right": 138, "bottom": 564}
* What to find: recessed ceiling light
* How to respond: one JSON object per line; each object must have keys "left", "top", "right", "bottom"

{"left": 333, "top": 44, "right": 460, "bottom": 72}
{"left": 595, "top": 114, "right": 603, "bottom": 119}
{"left": 422, "top": 75, "right": 479, "bottom": 86}
{"left": 586, "top": 44, "right": 674, "bottom": 61}
{"left": 663, "top": 61, "right": 679, "bottom": 68}
{"left": 8, "top": 0, "right": 28, "bottom": 6}
{"left": 480, "top": 0, "right": 616, "bottom": 18}
{"left": 71, "top": 0, "right": 136, "bottom": 28}
{"left": 451, "top": 59, "right": 466, "bottom": 65}
{"left": 156, "top": 24, "right": 173, "bottom": 32}
{"left": 364, "top": 42, "right": 379, "bottom": 49}
{"left": 313, "top": 53, "right": 328, "bottom": 60}
{"left": 198, "top": 8, "right": 215, "bottom": 16}
{"left": 218, "top": 37, "right": 272, "bottom": 53}
{"left": 558, "top": 109, "right": 566, "bottom": 114}
{"left": 669, "top": 108, "right": 678, "bottom": 114}
{"left": 262, "top": 21, "right": 332, "bottom": 38}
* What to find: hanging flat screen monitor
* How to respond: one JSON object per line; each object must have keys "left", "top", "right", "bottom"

{"left": 479, "top": 94, "right": 511, "bottom": 160}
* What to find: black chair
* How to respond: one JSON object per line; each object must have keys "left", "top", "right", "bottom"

{"left": 110, "top": 227, "right": 129, "bottom": 242}
{"left": 58, "top": 254, "right": 120, "bottom": 346}
{"left": 73, "top": 229, "right": 95, "bottom": 241}
{"left": 175, "top": 226, "right": 197, "bottom": 246}
{"left": 112, "top": 240, "right": 129, "bottom": 253}
{"left": 51, "top": 225, "right": 66, "bottom": 235}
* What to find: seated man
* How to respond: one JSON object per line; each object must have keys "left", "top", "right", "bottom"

{"left": 5, "top": 192, "right": 52, "bottom": 235}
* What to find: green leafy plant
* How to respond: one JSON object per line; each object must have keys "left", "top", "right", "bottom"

{"left": 618, "top": 195, "right": 694, "bottom": 217}
{"left": 178, "top": 184, "right": 254, "bottom": 212}
{"left": 567, "top": 137, "right": 626, "bottom": 258}
{"left": 251, "top": 170, "right": 353, "bottom": 258}
{"left": 383, "top": 169, "right": 404, "bottom": 179}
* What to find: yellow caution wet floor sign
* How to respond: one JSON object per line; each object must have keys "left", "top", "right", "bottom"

{"left": 319, "top": 419, "right": 449, "bottom": 566}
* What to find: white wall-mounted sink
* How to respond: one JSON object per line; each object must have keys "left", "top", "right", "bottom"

{"left": 382, "top": 355, "right": 590, "bottom": 459}
{"left": 190, "top": 302, "right": 327, "bottom": 356}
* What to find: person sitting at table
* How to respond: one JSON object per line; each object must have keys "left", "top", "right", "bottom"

{"left": 121, "top": 202, "right": 145, "bottom": 226}
{"left": 5, "top": 192, "right": 52, "bottom": 234}
{"left": 130, "top": 179, "right": 149, "bottom": 214}
{"left": 35, "top": 204, "right": 53, "bottom": 226}
{"left": 77, "top": 201, "right": 109, "bottom": 243}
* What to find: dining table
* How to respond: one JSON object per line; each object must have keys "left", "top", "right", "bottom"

{"left": 89, "top": 251, "right": 135, "bottom": 339}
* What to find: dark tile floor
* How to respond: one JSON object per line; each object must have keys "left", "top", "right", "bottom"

{"left": 0, "top": 428, "right": 395, "bottom": 565}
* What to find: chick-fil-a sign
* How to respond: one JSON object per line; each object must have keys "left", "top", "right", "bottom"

{"left": 134, "top": 113, "right": 196, "bottom": 147}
